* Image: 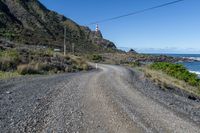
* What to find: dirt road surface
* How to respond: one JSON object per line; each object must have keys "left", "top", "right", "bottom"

{"left": 0, "top": 64, "right": 200, "bottom": 133}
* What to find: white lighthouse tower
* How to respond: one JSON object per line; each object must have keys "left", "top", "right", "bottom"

{"left": 95, "top": 24, "right": 102, "bottom": 38}
{"left": 95, "top": 24, "right": 99, "bottom": 32}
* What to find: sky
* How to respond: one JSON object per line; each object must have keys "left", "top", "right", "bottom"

{"left": 39, "top": 0, "right": 200, "bottom": 54}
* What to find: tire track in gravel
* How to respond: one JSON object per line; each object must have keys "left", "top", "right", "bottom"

{"left": 82, "top": 68, "right": 143, "bottom": 133}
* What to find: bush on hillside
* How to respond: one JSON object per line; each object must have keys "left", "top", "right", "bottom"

{"left": 0, "top": 71, "right": 20, "bottom": 79}
{"left": 71, "top": 57, "right": 89, "bottom": 71}
{"left": 90, "top": 54, "right": 103, "bottom": 62}
{"left": 29, "top": 48, "right": 54, "bottom": 60}
{"left": 150, "top": 62, "right": 200, "bottom": 86}
{"left": 128, "top": 61, "right": 141, "bottom": 67}
{"left": 0, "top": 49, "right": 20, "bottom": 71}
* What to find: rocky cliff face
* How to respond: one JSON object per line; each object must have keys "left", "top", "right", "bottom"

{"left": 81, "top": 26, "right": 116, "bottom": 49}
{"left": 0, "top": 0, "right": 116, "bottom": 52}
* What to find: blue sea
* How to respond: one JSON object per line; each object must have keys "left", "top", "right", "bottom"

{"left": 163, "top": 54, "right": 200, "bottom": 76}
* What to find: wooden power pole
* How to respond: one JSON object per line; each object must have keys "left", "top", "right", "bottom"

{"left": 64, "top": 26, "right": 66, "bottom": 56}
{"left": 72, "top": 43, "right": 75, "bottom": 55}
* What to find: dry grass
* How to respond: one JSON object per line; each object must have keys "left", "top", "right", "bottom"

{"left": 17, "top": 62, "right": 43, "bottom": 75}
{"left": 141, "top": 67, "right": 200, "bottom": 96}
{"left": 69, "top": 55, "right": 89, "bottom": 71}
{"left": 0, "top": 48, "right": 90, "bottom": 78}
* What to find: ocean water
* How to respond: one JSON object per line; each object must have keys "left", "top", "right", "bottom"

{"left": 166, "top": 54, "right": 200, "bottom": 76}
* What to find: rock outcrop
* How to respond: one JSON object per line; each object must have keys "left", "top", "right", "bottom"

{"left": 128, "top": 49, "right": 137, "bottom": 54}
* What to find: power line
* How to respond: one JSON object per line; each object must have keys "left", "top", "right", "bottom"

{"left": 88, "top": 0, "right": 185, "bottom": 25}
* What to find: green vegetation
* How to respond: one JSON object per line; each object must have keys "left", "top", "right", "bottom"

{"left": 127, "top": 62, "right": 141, "bottom": 67}
{"left": 88, "top": 54, "right": 103, "bottom": 63}
{"left": 0, "top": 49, "right": 20, "bottom": 71}
{"left": 69, "top": 56, "right": 90, "bottom": 71}
{"left": 0, "top": 0, "right": 117, "bottom": 53}
{"left": 0, "top": 48, "right": 90, "bottom": 78}
{"left": 150, "top": 62, "right": 200, "bottom": 87}
{"left": 142, "top": 67, "right": 200, "bottom": 96}
{"left": 30, "top": 48, "right": 54, "bottom": 58}
{"left": 2, "top": 32, "right": 16, "bottom": 39}
{"left": 0, "top": 71, "right": 20, "bottom": 79}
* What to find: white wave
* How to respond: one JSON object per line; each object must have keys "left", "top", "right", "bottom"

{"left": 189, "top": 71, "right": 200, "bottom": 75}
{"left": 182, "top": 57, "right": 200, "bottom": 61}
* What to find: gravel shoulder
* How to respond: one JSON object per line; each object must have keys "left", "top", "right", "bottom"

{"left": 0, "top": 64, "right": 200, "bottom": 133}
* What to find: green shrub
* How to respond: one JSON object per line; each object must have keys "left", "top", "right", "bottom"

{"left": 44, "top": 48, "right": 54, "bottom": 56}
{"left": 150, "top": 62, "right": 200, "bottom": 87}
{"left": 0, "top": 71, "right": 20, "bottom": 79}
{"left": 29, "top": 48, "right": 54, "bottom": 59}
{"left": 91, "top": 54, "right": 103, "bottom": 62}
{"left": 71, "top": 57, "right": 89, "bottom": 71}
{"left": 129, "top": 62, "right": 141, "bottom": 67}
{"left": 2, "top": 32, "right": 16, "bottom": 39}
{"left": 0, "top": 49, "right": 20, "bottom": 71}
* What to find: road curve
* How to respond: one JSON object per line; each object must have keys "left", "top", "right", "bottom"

{"left": 0, "top": 64, "right": 200, "bottom": 133}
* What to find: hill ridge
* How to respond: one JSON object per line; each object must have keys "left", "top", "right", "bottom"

{"left": 0, "top": 0, "right": 116, "bottom": 52}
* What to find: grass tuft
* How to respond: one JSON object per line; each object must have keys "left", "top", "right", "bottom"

{"left": 17, "top": 63, "right": 42, "bottom": 75}
{"left": 0, "top": 49, "right": 20, "bottom": 71}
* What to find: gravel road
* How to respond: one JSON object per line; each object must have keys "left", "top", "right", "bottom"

{"left": 0, "top": 64, "right": 200, "bottom": 133}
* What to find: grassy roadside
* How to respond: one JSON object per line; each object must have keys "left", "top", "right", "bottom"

{"left": 150, "top": 62, "right": 200, "bottom": 86}
{"left": 0, "top": 48, "right": 90, "bottom": 79}
{"left": 139, "top": 64, "right": 200, "bottom": 97}
{"left": 0, "top": 71, "right": 20, "bottom": 79}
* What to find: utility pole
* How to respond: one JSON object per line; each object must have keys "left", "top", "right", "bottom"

{"left": 72, "top": 43, "right": 75, "bottom": 55}
{"left": 64, "top": 26, "right": 66, "bottom": 56}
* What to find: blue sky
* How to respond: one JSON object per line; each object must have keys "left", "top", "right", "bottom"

{"left": 39, "top": 0, "right": 200, "bottom": 54}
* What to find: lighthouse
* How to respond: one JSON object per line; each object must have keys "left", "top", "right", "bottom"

{"left": 95, "top": 24, "right": 99, "bottom": 32}
{"left": 95, "top": 24, "right": 103, "bottom": 38}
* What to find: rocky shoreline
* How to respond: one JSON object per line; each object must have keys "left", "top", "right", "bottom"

{"left": 129, "top": 54, "right": 197, "bottom": 63}
{"left": 102, "top": 53, "right": 198, "bottom": 65}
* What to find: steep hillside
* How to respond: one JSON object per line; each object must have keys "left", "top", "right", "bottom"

{"left": 0, "top": 0, "right": 116, "bottom": 52}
